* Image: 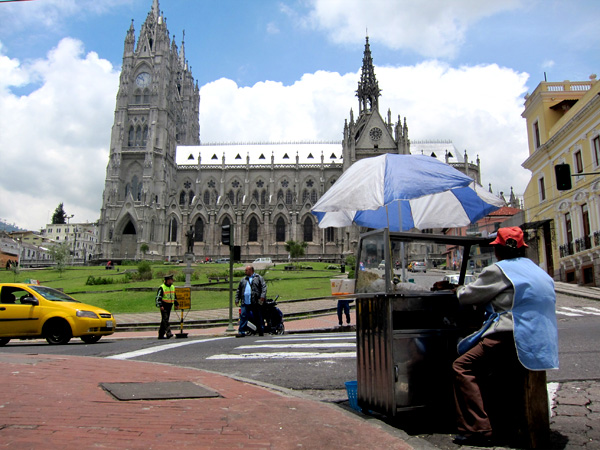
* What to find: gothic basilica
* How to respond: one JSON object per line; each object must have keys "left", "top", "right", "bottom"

{"left": 97, "top": 0, "right": 483, "bottom": 262}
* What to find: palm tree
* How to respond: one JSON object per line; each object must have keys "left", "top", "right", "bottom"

{"left": 284, "top": 240, "right": 308, "bottom": 268}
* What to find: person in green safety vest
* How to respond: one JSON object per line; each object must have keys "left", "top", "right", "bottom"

{"left": 155, "top": 274, "right": 178, "bottom": 339}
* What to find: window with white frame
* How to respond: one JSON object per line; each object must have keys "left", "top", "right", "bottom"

{"left": 538, "top": 176, "right": 546, "bottom": 201}
{"left": 533, "top": 121, "right": 541, "bottom": 149}
{"left": 592, "top": 135, "right": 600, "bottom": 168}
{"left": 574, "top": 150, "right": 583, "bottom": 174}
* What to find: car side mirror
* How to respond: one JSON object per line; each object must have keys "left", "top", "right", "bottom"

{"left": 21, "top": 296, "right": 39, "bottom": 306}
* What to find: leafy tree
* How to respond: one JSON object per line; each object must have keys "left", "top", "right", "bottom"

{"left": 48, "top": 243, "right": 70, "bottom": 275}
{"left": 140, "top": 243, "right": 149, "bottom": 257}
{"left": 52, "top": 203, "right": 67, "bottom": 224}
{"left": 284, "top": 240, "right": 308, "bottom": 267}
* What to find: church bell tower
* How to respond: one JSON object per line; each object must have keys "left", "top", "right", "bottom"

{"left": 342, "top": 37, "right": 410, "bottom": 170}
{"left": 98, "top": 0, "right": 200, "bottom": 260}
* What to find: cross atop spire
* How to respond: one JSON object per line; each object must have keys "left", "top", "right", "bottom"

{"left": 356, "top": 36, "right": 381, "bottom": 113}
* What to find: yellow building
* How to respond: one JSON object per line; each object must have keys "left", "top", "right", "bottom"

{"left": 522, "top": 76, "right": 600, "bottom": 285}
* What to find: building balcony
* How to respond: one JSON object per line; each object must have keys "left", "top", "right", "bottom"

{"left": 560, "top": 233, "right": 596, "bottom": 257}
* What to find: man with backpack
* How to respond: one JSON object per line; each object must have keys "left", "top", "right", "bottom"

{"left": 235, "top": 265, "right": 267, "bottom": 337}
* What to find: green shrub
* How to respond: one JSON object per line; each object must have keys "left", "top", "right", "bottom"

{"left": 136, "top": 260, "right": 153, "bottom": 281}
{"left": 85, "top": 275, "right": 115, "bottom": 286}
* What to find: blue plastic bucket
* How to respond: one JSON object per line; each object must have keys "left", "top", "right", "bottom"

{"left": 344, "top": 380, "right": 361, "bottom": 412}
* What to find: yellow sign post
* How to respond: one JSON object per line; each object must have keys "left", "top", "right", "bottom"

{"left": 174, "top": 287, "right": 191, "bottom": 338}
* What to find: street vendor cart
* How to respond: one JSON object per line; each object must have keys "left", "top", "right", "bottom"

{"left": 352, "top": 228, "right": 551, "bottom": 448}
{"left": 353, "top": 228, "right": 492, "bottom": 417}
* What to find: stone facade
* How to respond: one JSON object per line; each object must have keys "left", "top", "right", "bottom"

{"left": 97, "top": 1, "right": 482, "bottom": 263}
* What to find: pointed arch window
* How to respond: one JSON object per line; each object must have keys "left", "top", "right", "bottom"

{"left": 277, "top": 189, "right": 284, "bottom": 201}
{"left": 285, "top": 190, "right": 293, "bottom": 205}
{"left": 249, "top": 217, "right": 258, "bottom": 242}
{"left": 135, "top": 90, "right": 142, "bottom": 104}
{"left": 142, "top": 125, "right": 148, "bottom": 146}
{"left": 179, "top": 191, "right": 186, "bottom": 205}
{"left": 276, "top": 217, "right": 286, "bottom": 242}
{"left": 194, "top": 218, "right": 204, "bottom": 242}
{"left": 168, "top": 218, "right": 178, "bottom": 242}
{"left": 128, "top": 126, "right": 135, "bottom": 146}
{"left": 236, "top": 190, "right": 243, "bottom": 205}
{"left": 261, "top": 190, "right": 267, "bottom": 205}
{"left": 253, "top": 190, "right": 259, "bottom": 202}
{"left": 131, "top": 175, "right": 142, "bottom": 201}
{"left": 303, "top": 217, "right": 313, "bottom": 242}
{"left": 302, "top": 189, "right": 309, "bottom": 202}
{"left": 135, "top": 126, "right": 143, "bottom": 146}
{"left": 228, "top": 190, "right": 234, "bottom": 204}
{"left": 203, "top": 190, "right": 210, "bottom": 205}
{"left": 150, "top": 219, "right": 155, "bottom": 242}
{"left": 311, "top": 190, "right": 317, "bottom": 203}
{"left": 188, "top": 190, "right": 194, "bottom": 205}
{"left": 325, "top": 227, "right": 335, "bottom": 243}
{"left": 143, "top": 88, "right": 151, "bottom": 104}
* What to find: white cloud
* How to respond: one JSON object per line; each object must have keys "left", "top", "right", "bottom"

{"left": 305, "top": 0, "right": 524, "bottom": 58}
{"left": 0, "top": 40, "right": 531, "bottom": 231}
{"left": 0, "top": 0, "right": 134, "bottom": 32}
{"left": 0, "top": 38, "right": 119, "bottom": 230}
{"left": 201, "top": 60, "right": 530, "bottom": 198}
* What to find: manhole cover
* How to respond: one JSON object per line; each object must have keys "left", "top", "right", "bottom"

{"left": 101, "top": 381, "right": 220, "bottom": 401}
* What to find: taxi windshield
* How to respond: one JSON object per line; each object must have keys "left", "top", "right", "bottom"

{"left": 31, "top": 286, "right": 80, "bottom": 303}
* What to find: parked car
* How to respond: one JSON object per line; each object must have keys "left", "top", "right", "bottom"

{"left": 410, "top": 261, "right": 427, "bottom": 273}
{"left": 253, "top": 257, "right": 272, "bottom": 264}
{"left": 443, "top": 273, "right": 477, "bottom": 285}
{"left": 0, "top": 283, "right": 115, "bottom": 346}
{"left": 215, "top": 258, "right": 230, "bottom": 264}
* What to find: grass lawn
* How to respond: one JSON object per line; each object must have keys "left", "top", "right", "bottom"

{"left": 0, "top": 262, "right": 346, "bottom": 314}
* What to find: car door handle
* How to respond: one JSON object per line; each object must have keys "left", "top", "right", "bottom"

{"left": 0, "top": 307, "right": 5, "bottom": 311}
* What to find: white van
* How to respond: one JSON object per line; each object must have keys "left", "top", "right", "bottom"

{"left": 253, "top": 257, "right": 272, "bottom": 264}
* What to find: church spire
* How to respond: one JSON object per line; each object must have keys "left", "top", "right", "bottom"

{"left": 152, "top": 0, "right": 160, "bottom": 19}
{"left": 180, "top": 30, "right": 186, "bottom": 68}
{"left": 356, "top": 36, "right": 381, "bottom": 114}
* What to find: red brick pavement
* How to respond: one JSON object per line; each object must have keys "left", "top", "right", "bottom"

{"left": 0, "top": 352, "right": 413, "bottom": 449}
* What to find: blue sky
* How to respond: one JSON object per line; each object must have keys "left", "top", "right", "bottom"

{"left": 0, "top": 0, "right": 598, "bottom": 230}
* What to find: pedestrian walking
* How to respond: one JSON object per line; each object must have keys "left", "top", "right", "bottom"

{"left": 235, "top": 265, "right": 267, "bottom": 337}
{"left": 451, "top": 227, "right": 558, "bottom": 446}
{"left": 337, "top": 299, "right": 352, "bottom": 326}
{"left": 155, "top": 274, "right": 177, "bottom": 339}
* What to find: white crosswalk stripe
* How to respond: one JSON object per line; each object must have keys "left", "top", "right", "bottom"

{"left": 208, "top": 333, "right": 357, "bottom": 360}
{"left": 556, "top": 306, "right": 600, "bottom": 317}
{"left": 208, "top": 352, "right": 355, "bottom": 360}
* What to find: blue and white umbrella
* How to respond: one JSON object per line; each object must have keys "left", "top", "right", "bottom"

{"left": 311, "top": 154, "right": 504, "bottom": 231}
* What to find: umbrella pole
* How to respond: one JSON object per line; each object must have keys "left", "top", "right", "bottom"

{"left": 398, "top": 202, "right": 407, "bottom": 282}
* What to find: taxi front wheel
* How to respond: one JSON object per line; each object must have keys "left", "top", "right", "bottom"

{"left": 43, "top": 320, "right": 72, "bottom": 345}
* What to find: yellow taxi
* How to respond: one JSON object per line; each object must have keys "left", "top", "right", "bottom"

{"left": 0, "top": 283, "right": 115, "bottom": 346}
